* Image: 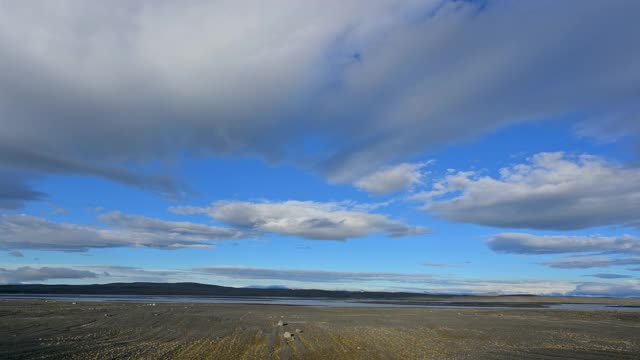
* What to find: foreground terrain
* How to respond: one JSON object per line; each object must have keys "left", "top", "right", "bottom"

{"left": 1, "top": 300, "right": 639, "bottom": 359}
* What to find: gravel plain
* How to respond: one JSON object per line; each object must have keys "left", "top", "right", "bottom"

{"left": 1, "top": 300, "right": 639, "bottom": 359}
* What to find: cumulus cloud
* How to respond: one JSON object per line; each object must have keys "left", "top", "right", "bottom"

{"left": 488, "top": 233, "right": 640, "bottom": 255}
{"left": 0, "top": 266, "right": 96, "bottom": 284}
{"left": 0, "top": 1, "right": 638, "bottom": 196}
{"left": 354, "top": 162, "right": 428, "bottom": 195}
{"left": 172, "top": 200, "right": 428, "bottom": 240}
{"left": 0, "top": 213, "right": 240, "bottom": 252}
{"left": 416, "top": 152, "right": 640, "bottom": 230}
{"left": 544, "top": 256, "right": 640, "bottom": 269}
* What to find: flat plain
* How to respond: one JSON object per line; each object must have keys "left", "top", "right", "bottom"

{"left": 1, "top": 300, "right": 639, "bottom": 359}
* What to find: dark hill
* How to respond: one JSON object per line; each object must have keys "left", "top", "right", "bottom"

{"left": 0, "top": 282, "right": 439, "bottom": 299}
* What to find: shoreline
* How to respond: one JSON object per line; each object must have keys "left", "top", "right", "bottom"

{"left": 2, "top": 294, "right": 640, "bottom": 311}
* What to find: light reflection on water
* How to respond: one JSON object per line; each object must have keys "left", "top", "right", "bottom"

{"left": 1, "top": 294, "right": 639, "bottom": 311}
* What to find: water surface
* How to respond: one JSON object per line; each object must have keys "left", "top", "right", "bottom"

{"left": 2, "top": 294, "right": 639, "bottom": 311}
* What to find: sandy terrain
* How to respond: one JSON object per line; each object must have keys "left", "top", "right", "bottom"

{"left": 1, "top": 300, "right": 639, "bottom": 359}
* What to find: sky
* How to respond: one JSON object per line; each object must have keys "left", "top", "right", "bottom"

{"left": 1, "top": 0, "right": 640, "bottom": 296}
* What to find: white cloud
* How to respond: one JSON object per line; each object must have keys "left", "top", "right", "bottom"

{"left": 1, "top": 201, "right": 425, "bottom": 251}
{"left": 172, "top": 200, "right": 428, "bottom": 240}
{"left": 354, "top": 162, "right": 428, "bottom": 195}
{"left": 488, "top": 233, "right": 640, "bottom": 255}
{"left": 415, "top": 152, "right": 640, "bottom": 230}
{"left": 98, "top": 211, "right": 244, "bottom": 240}
{"left": 0, "top": 1, "right": 638, "bottom": 196}
{"left": 0, "top": 213, "right": 240, "bottom": 252}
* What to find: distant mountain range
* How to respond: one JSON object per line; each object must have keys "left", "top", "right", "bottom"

{"left": 0, "top": 282, "right": 442, "bottom": 298}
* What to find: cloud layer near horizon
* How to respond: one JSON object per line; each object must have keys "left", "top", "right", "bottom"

{"left": 1, "top": 1, "right": 639, "bottom": 202}
{"left": 4, "top": 263, "right": 637, "bottom": 297}
{"left": 0, "top": 266, "right": 97, "bottom": 284}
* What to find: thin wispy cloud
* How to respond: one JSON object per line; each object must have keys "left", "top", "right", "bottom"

{"left": 98, "top": 211, "right": 245, "bottom": 241}
{"left": 586, "top": 274, "right": 632, "bottom": 280}
{"left": 0, "top": 213, "right": 229, "bottom": 252}
{"left": 544, "top": 256, "right": 640, "bottom": 269}
{"left": 488, "top": 233, "right": 640, "bottom": 255}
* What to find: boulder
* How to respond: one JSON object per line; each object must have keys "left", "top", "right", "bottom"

{"left": 284, "top": 331, "right": 293, "bottom": 339}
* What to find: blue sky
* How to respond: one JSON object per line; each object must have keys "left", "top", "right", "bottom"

{"left": 1, "top": 0, "right": 640, "bottom": 296}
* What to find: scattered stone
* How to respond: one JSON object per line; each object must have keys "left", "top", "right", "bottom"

{"left": 71, "top": 302, "right": 77, "bottom": 305}
{"left": 295, "top": 329, "right": 303, "bottom": 333}
{"left": 284, "top": 331, "right": 293, "bottom": 339}
{"left": 277, "top": 320, "right": 287, "bottom": 326}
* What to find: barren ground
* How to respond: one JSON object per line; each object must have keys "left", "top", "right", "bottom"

{"left": 1, "top": 300, "right": 639, "bottom": 359}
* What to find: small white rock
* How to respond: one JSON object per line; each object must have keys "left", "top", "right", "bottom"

{"left": 284, "top": 331, "right": 293, "bottom": 339}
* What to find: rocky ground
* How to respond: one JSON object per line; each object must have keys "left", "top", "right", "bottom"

{"left": 1, "top": 300, "right": 639, "bottom": 359}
